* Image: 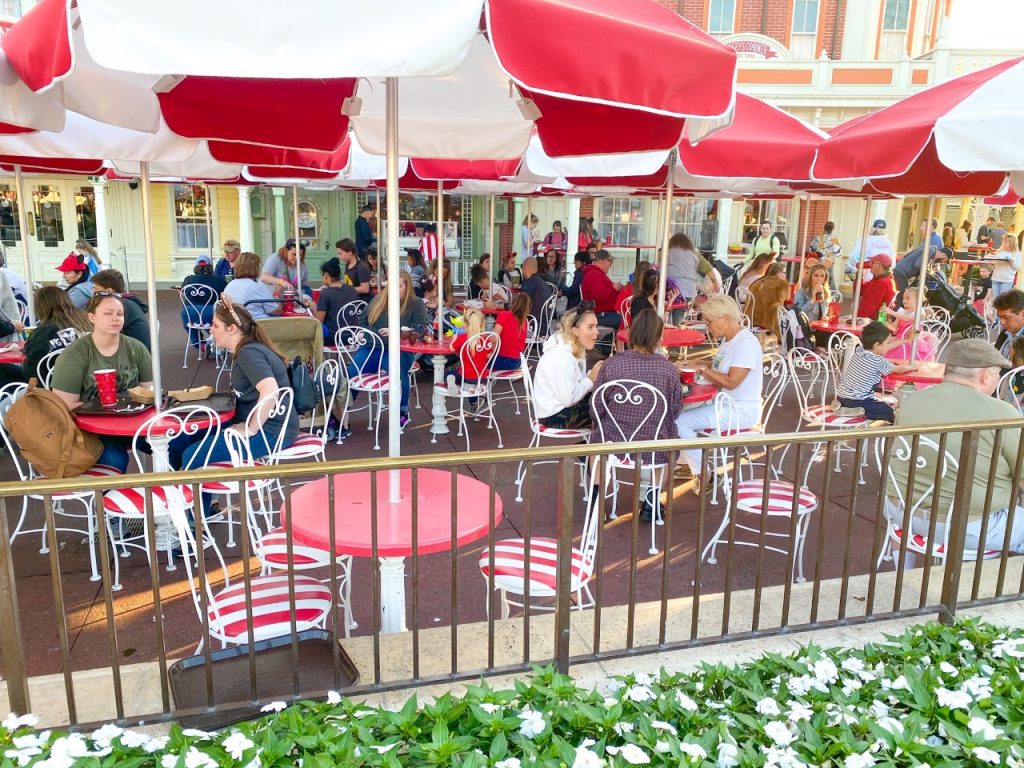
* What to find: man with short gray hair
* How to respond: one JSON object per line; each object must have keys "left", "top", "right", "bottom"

{"left": 888, "top": 338, "right": 1024, "bottom": 555}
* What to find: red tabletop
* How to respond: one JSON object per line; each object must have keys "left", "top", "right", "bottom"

{"left": 885, "top": 360, "right": 945, "bottom": 386}
{"left": 75, "top": 403, "right": 235, "bottom": 437}
{"left": 951, "top": 258, "right": 999, "bottom": 266}
{"left": 279, "top": 307, "right": 314, "bottom": 318}
{"left": 399, "top": 338, "right": 451, "bottom": 355}
{"left": 617, "top": 326, "right": 705, "bottom": 347}
{"left": 666, "top": 300, "right": 688, "bottom": 312}
{"left": 0, "top": 341, "right": 25, "bottom": 365}
{"left": 284, "top": 468, "right": 502, "bottom": 558}
{"left": 781, "top": 256, "right": 803, "bottom": 263}
{"left": 809, "top": 319, "right": 865, "bottom": 335}
{"left": 683, "top": 383, "right": 717, "bottom": 405}
{"left": 456, "top": 304, "right": 502, "bottom": 316}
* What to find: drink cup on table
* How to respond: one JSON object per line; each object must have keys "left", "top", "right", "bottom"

{"left": 94, "top": 369, "right": 118, "bottom": 406}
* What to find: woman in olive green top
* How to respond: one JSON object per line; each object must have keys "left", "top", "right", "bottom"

{"left": 51, "top": 292, "right": 153, "bottom": 472}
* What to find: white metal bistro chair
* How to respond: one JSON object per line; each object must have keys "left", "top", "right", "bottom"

{"left": 276, "top": 358, "right": 340, "bottom": 464}
{"left": 179, "top": 283, "right": 219, "bottom": 368}
{"left": 700, "top": 391, "right": 819, "bottom": 583}
{"left": 335, "top": 326, "right": 389, "bottom": 450}
{"left": 435, "top": 331, "right": 502, "bottom": 451}
{"left": 100, "top": 404, "right": 222, "bottom": 589}
{"left": 514, "top": 362, "right": 591, "bottom": 502}
{"left": 591, "top": 380, "right": 670, "bottom": 555}
{"left": 998, "top": 364, "right": 1024, "bottom": 412}
{"left": 479, "top": 459, "right": 603, "bottom": 618}
{"left": 35, "top": 349, "right": 63, "bottom": 388}
{"left": 875, "top": 435, "right": 1004, "bottom": 570}
{"left": 0, "top": 383, "right": 122, "bottom": 584}
{"left": 324, "top": 300, "right": 367, "bottom": 356}
{"left": 920, "top": 318, "right": 951, "bottom": 359}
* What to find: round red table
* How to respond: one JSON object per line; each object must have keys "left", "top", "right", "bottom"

{"left": 284, "top": 468, "right": 502, "bottom": 633}
{"left": 400, "top": 337, "right": 454, "bottom": 441}
{"left": 455, "top": 304, "right": 502, "bottom": 316}
{"left": 617, "top": 326, "right": 705, "bottom": 348}
{"left": 75, "top": 403, "right": 235, "bottom": 471}
{"left": 0, "top": 341, "right": 25, "bottom": 364}
{"left": 809, "top": 319, "right": 865, "bottom": 336}
{"left": 884, "top": 361, "right": 944, "bottom": 387}
{"left": 682, "top": 383, "right": 717, "bottom": 407}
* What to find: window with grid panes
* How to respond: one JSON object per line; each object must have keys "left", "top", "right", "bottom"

{"left": 595, "top": 198, "right": 645, "bottom": 247}
{"left": 0, "top": 187, "right": 19, "bottom": 247}
{"left": 708, "top": 0, "right": 735, "bottom": 35}
{"left": 791, "top": 0, "right": 819, "bottom": 59}
{"left": 75, "top": 186, "right": 97, "bottom": 246}
{"left": 670, "top": 198, "right": 719, "bottom": 253}
{"left": 32, "top": 186, "right": 63, "bottom": 247}
{"left": 883, "top": 0, "right": 910, "bottom": 30}
{"left": 172, "top": 184, "right": 209, "bottom": 250}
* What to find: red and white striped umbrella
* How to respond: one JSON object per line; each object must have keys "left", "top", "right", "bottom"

{"left": 811, "top": 56, "right": 1020, "bottom": 195}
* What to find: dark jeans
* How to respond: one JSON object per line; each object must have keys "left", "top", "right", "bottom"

{"left": 596, "top": 311, "right": 622, "bottom": 329}
{"left": 349, "top": 345, "right": 413, "bottom": 413}
{"left": 180, "top": 305, "right": 214, "bottom": 348}
{"left": 838, "top": 395, "right": 894, "bottom": 423}
{"left": 491, "top": 355, "right": 521, "bottom": 371}
{"left": 539, "top": 396, "right": 593, "bottom": 429}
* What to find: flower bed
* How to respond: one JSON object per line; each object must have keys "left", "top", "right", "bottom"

{"left": 2, "top": 618, "right": 1023, "bottom": 767}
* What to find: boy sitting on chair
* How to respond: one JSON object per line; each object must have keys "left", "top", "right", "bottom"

{"left": 835, "top": 321, "right": 917, "bottom": 423}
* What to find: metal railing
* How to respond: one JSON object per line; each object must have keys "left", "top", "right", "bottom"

{"left": 0, "top": 417, "right": 1022, "bottom": 728}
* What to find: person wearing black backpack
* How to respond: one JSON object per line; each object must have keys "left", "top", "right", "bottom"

{"left": 748, "top": 220, "right": 782, "bottom": 262}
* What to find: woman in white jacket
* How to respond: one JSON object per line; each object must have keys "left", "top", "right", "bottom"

{"left": 532, "top": 301, "right": 602, "bottom": 429}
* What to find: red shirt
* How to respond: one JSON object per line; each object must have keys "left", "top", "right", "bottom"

{"left": 580, "top": 264, "right": 619, "bottom": 313}
{"left": 857, "top": 274, "right": 896, "bottom": 318}
{"left": 452, "top": 333, "right": 493, "bottom": 379}
{"left": 494, "top": 310, "right": 526, "bottom": 360}
{"left": 614, "top": 285, "right": 633, "bottom": 325}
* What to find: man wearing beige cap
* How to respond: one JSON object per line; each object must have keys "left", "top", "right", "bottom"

{"left": 216, "top": 238, "right": 240, "bottom": 280}
{"left": 888, "top": 338, "right": 1024, "bottom": 556}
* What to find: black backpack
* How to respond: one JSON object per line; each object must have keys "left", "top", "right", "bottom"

{"left": 288, "top": 357, "right": 316, "bottom": 414}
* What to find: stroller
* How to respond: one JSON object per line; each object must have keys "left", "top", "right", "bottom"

{"left": 923, "top": 274, "right": 986, "bottom": 337}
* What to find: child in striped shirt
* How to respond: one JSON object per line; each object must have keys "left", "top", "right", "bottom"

{"left": 835, "top": 321, "right": 918, "bottom": 423}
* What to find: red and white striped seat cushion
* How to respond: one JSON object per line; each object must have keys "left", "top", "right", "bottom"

{"left": 409, "top": 361, "right": 421, "bottom": 373}
{"left": 734, "top": 480, "right": 817, "bottom": 516}
{"left": 201, "top": 462, "right": 276, "bottom": 493}
{"left": 349, "top": 373, "right": 389, "bottom": 391}
{"left": 39, "top": 464, "right": 122, "bottom": 499}
{"left": 258, "top": 528, "right": 335, "bottom": 568}
{"left": 275, "top": 432, "right": 325, "bottom": 460}
{"left": 535, "top": 425, "right": 591, "bottom": 439}
{"left": 802, "top": 405, "right": 868, "bottom": 427}
{"left": 890, "top": 528, "right": 999, "bottom": 558}
{"left": 103, "top": 484, "right": 194, "bottom": 517}
{"left": 209, "top": 573, "right": 333, "bottom": 642}
{"left": 490, "top": 369, "right": 524, "bottom": 381}
{"left": 479, "top": 538, "right": 593, "bottom": 596}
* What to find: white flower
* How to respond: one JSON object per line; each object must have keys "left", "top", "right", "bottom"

{"left": 680, "top": 743, "right": 707, "bottom": 760}
{"left": 223, "top": 732, "right": 255, "bottom": 761}
{"left": 881, "top": 675, "right": 909, "bottom": 691}
{"left": 869, "top": 701, "right": 889, "bottom": 719}
{"left": 959, "top": 639, "right": 975, "bottom": 652}
{"left": 119, "top": 730, "right": 149, "bottom": 749}
{"left": 90, "top": 723, "right": 123, "bottom": 747}
{"left": 936, "top": 687, "right": 972, "bottom": 710}
{"left": 968, "top": 717, "right": 1002, "bottom": 741}
{"left": 12, "top": 734, "right": 45, "bottom": 750}
{"left": 925, "top": 735, "right": 944, "bottom": 746}
{"left": 326, "top": 690, "right": 342, "bottom": 705}
{"left": 183, "top": 747, "right": 218, "bottom": 768}
{"left": 144, "top": 736, "right": 169, "bottom": 753}
{"left": 717, "top": 742, "right": 740, "bottom": 768}
{"left": 764, "top": 721, "right": 796, "bottom": 746}
{"left": 787, "top": 702, "right": 813, "bottom": 722}
{"left": 675, "top": 691, "right": 698, "bottom": 712}
{"left": 973, "top": 746, "right": 1000, "bottom": 765}
{"left": 370, "top": 743, "right": 399, "bottom": 754}
{"left": 939, "top": 661, "right": 959, "bottom": 677}
{"left": 4, "top": 746, "right": 42, "bottom": 766}
{"left": 963, "top": 676, "right": 993, "bottom": 700}
{"left": 182, "top": 728, "right": 213, "bottom": 740}
{"left": 875, "top": 717, "right": 904, "bottom": 736}
{"left": 2, "top": 714, "right": 39, "bottom": 731}
{"left": 607, "top": 743, "right": 650, "bottom": 764}
{"left": 605, "top": 679, "right": 625, "bottom": 694}
{"left": 654, "top": 740, "right": 669, "bottom": 754}
{"left": 787, "top": 675, "right": 816, "bottom": 696}
{"left": 495, "top": 759, "right": 522, "bottom": 768}
{"left": 763, "top": 744, "right": 808, "bottom": 768}
{"left": 478, "top": 702, "right": 499, "bottom": 714}
{"left": 161, "top": 755, "right": 178, "bottom": 768}
{"left": 842, "top": 657, "right": 865, "bottom": 673}
{"left": 627, "top": 684, "right": 654, "bottom": 703}
{"left": 651, "top": 720, "right": 677, "bottom": 736}
{"left": 756, "top": 697, "right": 781, "bottom": 716}
{"left": 844, "top": 752, "right": 876, "bottom": 768}
{"left": 992, "top": 638, "right": 1024, "bottom": 658}
{"left": 573, "top": 743, "right": 604, "bottom": 768}
{"left": 812, "top": 659, "right": 839, "bottom": 684}
{"left": 260, "top": 701, "right": 287, "bottom": 713}
{"left": 518, "top": 708, "right": 546, "bottom": 739}
{"left": 613, "top": 721, "right": 635, "bottom": 736}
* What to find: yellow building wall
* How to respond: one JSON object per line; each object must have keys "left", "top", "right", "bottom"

{"left": 216, "top": 186, "right": 240, "bottom": 246}
{"left": 148, "top": 184, "right": 174, "bottom": 281}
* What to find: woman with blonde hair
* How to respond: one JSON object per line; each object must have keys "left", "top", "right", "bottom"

{"left": 532, "top": 301, "right": 603, "bottom": 429}
{"left": 991, "top": 232, "right": 1021, "bottom": 298}
{"left": 674, "top": 295, "right": 763, "bottom": 493}
{"left": 792, "top": 263, "right": 833, "bottom": 321}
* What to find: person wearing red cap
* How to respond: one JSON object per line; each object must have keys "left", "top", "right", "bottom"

{"left": 55, "top": 253, "right": 93, "bottom": 310}
{"left": 856, "top": 254, "right": 897, "bottom": 320}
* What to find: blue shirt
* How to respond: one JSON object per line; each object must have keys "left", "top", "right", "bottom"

{"left": 355, "top": 216, "right": 374, "bottom": 257}
{"left": 214, "top": 258, "right": 234, "bottom": 279}
{"left": 223, "top": 278, "right": 277, "bottom": 320}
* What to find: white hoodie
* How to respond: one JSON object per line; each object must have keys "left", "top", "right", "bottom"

{"left": 532, "top": 333, "right": 593, "bottom": 419}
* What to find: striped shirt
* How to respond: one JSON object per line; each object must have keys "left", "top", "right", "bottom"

{"left": 836, "top": 346, "right": 893, "bottom": 400}
{"left": 418, "top": 233, "right": 444, "bottom": 262}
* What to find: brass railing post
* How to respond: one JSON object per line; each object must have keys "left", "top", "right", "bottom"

{"left": 0, "top": 499, "right": 29, "bottom": 715}
{"left": 553, "top": 457, "right": 574, "bottom": 673}
{"left": 938, "top": 429, "right": 980, "bottom": 625}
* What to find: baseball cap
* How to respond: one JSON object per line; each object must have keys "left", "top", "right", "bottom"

{"left": 872, "top": 219, "right": 886, "bottom": 228}
{"left": 222, "top": 238, "right": 241, "bottom": 253}
{"left": 594, "top": 249, "right": 613, "bottom": 262}
{"left": 55, "top": 254, "right": 87, "bottom": 273}
{"left": 944, "top": 338, "right": 1011, "bottom": 370}
{"left": 195, "top": 255, "right": 212, "bottom": 266}
{"left": 867, "top": 253, "right": 893, "bottom": 268}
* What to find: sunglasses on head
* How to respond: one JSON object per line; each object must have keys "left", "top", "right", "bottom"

{"left": 573, "top": 300, "right": 596, "bottom": 325}
{"left": 93, "top": 290, "right": 122, "bottom": 299}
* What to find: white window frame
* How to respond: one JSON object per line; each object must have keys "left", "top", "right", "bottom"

{"left": 792, "top": 0, "right": 819, "bottom": 34}
{"left": 0, "top": 186, "right": 20, "bottom": 247}
{"left": 32, "top": 185, "right": 65, "bottom": 249}
{"left": 74, "top": 185, "right": 97, "bottom": 247}
{"left": 882, "top": 0, "right": 911, "bottom": 31}
{"left": 595, "top": 197, "right": 647, "bottom": 248}
{"left": 708, "top": 0, "right": 735, "bottom": 35}
{"left": 172, "top": 183, "right": 209, "bottom": 251}
{"left": 292, "top": 198, "right": 321, "bottom": 251}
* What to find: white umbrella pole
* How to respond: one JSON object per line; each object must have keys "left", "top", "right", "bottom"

{"left": 909, "top": 195, "right": 935, "bottom": 363}
{"left": 849, "top": 196, "right": 874, "bottom": 319}
{"left": 797, "top": 193, "right": 811, "bottom": 285}
{"left": 12, "top": 167, "right": 35, "bottom": 325}
{"left": 436, "top": 181, "right": 444, "bottom": 335}
{"left": 526, "top": 196, "right": 532, "bottom": 258}
{"left": 385, "top": 77, "right": 402, "bottom": 502}
{"left": 488, "top": 193, "right": 496, "bottom": 274}
{"left": 140, "top": 162, "right": 162, "bottom": 412}
{"left": 291, "top": 184, "right": 301, "bottom": 282}
{"left": 375, "top": 190, "right": 382, "bottom": 284}
{"left": 204, "top": 183, "right": 214, "bottom": 265}
{"left": 657, "top": 151, "right": 676, "bottom": 315}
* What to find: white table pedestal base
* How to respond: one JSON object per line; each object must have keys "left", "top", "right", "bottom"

{"left": 429, "top": 353, "right": 450, "bottom": 441}
{"left": 378, "top": 556, "right": 407, "bottom": 633}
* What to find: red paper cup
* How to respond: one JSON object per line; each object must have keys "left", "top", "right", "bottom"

{"left": 282, "top": 299, "right": 295, "bottom": 315}
{"left": 604, "top": 233, "right": 612, "bottom": 245}
{"left": 94, "top": 369, "right": 118, "bottom": 406}
{"left": 828, "top": 302, "right": 841, "bottom": 322}
{"left": 679, "top": 368, "right": 697, "bottom": 385}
